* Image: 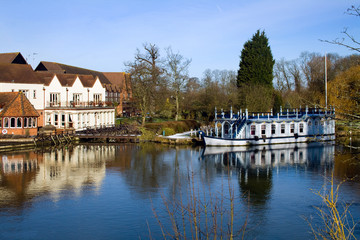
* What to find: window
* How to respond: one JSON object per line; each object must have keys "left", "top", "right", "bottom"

{"left": 50, "top": 93, "right": 60, "bottom": 106}
{"left": 33, "top": 90, "right": 36, "bottom": 99}
{"left": 73, "top": 93, "right": 82, "bottom": 105}
{"left": 17, "top": 118, "right": 22, "bottom": 128}
{"left": 4, "top": 118, "right": 9, "bottom": 128}
{"left": 224, "top": 123, "right": 230, "bottom": 135}
{"left": 290, "top": 124, "right": 295, "bottom": 133}
{"left": 54, "top": 113, "right": 58, "bottom": 126}
{"left": 271, "top": 124, "right": 276, "bottom": 134}
{"left": 10, "top": 118, "right": 16, "bottom": 128}
{"left": 78, "top": 114, "right": 81, "bottom": 127}
{"left": 261, "top": 125, "right": 266, "bottom": 135}
{"left": 299, "top": 123, "right": 304, "bottom": 133}
{"left": 308, "top": 120, "right": 312, "bottom": 126}
{"left": 315, "top": 120, "right": 318, "bottom": 126}
{"left": 46, "top": 114, "right": 51, "bottom": 125}
{"left": 281, "top": 124, "right": 285, "bottom": 134}
{"left": 93, "top": 94, "right": 102, "bottom": 104}
{"left": 250, "top": 125, "right": 256, "bottom": 135}
{"left": 61, "top": 114, "right": 65, "bottom": 127}
{"left": 0, "top": 118, "right": 2, "bottom": 128}
{"left": 20, "top": 90, "right": 29, "bottom": 98}
{"left": 32, "top": 118, "right": 37, "bottom": 128}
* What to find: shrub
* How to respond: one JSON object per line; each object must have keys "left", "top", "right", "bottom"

{"left": 162, "top": 127, "right": 176, "bottom": 136}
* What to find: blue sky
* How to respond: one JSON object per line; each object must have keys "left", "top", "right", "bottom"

{"left": 1, "top": 0, "right": 358, "bottom": 79}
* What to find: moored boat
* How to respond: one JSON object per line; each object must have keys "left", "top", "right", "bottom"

{"left": 201, "top": 106, "right": 335, "bottom": 146}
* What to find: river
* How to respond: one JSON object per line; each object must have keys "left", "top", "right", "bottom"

{"left": 0, "top": 142, "right": 359, "bottom": 239}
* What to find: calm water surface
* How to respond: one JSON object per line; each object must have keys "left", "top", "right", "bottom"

{"left": 0, "top": 142, "right": 359, "bottom": 239}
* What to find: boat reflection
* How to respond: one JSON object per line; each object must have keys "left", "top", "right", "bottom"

{"left": 201, "top": 142, "right": 335, "bottom": 169}
{"left": 200, "top": 142, "right": 335, "bottom": 206}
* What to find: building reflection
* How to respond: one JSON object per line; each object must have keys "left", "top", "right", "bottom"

{"left": 0, "top": 145, "right": 115, "bottom": 208}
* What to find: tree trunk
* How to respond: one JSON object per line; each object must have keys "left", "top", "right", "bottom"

{"left": 141, "top": 95, "right": 146, "bottom": 126}
{"left": 175, "top": 94, "right": 179, "bottom": 121}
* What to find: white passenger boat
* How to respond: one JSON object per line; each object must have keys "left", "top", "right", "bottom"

{"left": 201, "top": 106, "right": 335, "bottom": 146}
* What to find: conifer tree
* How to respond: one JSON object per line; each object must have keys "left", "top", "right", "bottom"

{"left": 237, "top": 30, "right": 275, "bottom": 87}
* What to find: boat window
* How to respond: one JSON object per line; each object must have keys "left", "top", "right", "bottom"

{"left": 251, "top": 125, "right": 256, "bottom": 135}
{"left": 290, "top": 124, "right": 294, "bottom": 133}
{"left": 224, "top": 122, "right": 230, "bottom": 135}
{"left": 271, "top": 124, "right": 276, "bottom": 134}
{"left": 261, "top": 125, "right": 266, "bottom": 135}
{"left": 281, "top": 124, "right": 285, "bottom": 134}
{"left": 299, "top": 123, "right": 304, "bottom": 133}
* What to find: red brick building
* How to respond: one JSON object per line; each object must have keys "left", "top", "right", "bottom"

{"left": 0, "top": 92, "right": 40, "bottom": 136}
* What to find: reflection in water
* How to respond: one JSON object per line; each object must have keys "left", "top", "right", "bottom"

{"left": 0, "top": 143, "right": 358, "bottom": 240}
{"left": 200, "top": 142, "right": 335, "bottom": 206}
{"left": 0, "top": 145, "right": 114, "bottom": 208}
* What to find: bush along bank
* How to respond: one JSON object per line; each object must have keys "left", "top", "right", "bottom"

{"left": 142, "top": 120, "right": 202, "bottom": 145}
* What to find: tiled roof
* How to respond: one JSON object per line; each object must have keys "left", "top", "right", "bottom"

{"left": 103, "top": 72, "right": 126, "bottom": 88}
{"left": 34, "top": 72, "right": 56, "bottom": 86}
{"left": 0, "top": 63, "right": 42, "bottom": 84}
{"left": 0, "top": 52, "right": 27, "bottom": 64}
{"left": 35, "top": 61, "right": 112, "bottom": 85}
{"left": 0, "top": 92, "right": 39, "bottom": 117}
{"left": 78, "top": 75, "right": 97, "bottom": 88}
{"left": 56, "top": 74, "right": 78, "bottom": 87}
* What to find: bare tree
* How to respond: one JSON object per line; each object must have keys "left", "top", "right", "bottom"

{"left": 125, "top": 43, "right": 163, "bottom": 125}
{"left": 165, "top": 47, "right": 191, "bottom": 121}
{"left": 321, "top": 5, "right": 360, "bottom": 53}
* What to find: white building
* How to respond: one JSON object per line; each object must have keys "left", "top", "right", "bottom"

{"left": 0, "top": 52, "right": 115, "bottom": 130}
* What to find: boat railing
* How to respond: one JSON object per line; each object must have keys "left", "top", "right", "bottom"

{"left": 216, "top": 107, "right": 335, "bottom": 121}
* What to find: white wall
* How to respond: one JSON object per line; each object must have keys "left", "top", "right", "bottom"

{"left": 0, "top": 82, "right": 44, "bottom": 109}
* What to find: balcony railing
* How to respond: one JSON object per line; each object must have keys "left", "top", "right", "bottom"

{"left": 46, "top": 101, "right": 115, "bottom": 108}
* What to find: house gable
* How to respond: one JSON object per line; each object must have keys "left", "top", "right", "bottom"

{"left": 0, "top": 52, "right": 28, "bottom": 64}
{"left": 0, "top": 92, "right": 39, "bottom": 117}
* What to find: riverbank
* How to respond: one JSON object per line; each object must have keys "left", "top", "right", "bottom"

{"left": 0, "top": 120, "right": 358, "bottom": 152}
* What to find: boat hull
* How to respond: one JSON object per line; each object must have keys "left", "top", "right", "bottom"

{"left": 203, "top": 134, "right": 335, "bottom": 146}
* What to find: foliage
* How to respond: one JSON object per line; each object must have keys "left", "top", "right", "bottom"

{"left": 138, "top": 127, "right": 157, "bottom": 141}
{"left": 238, "top": 83, "right": 274, "bottom": 112}
{"left": 145, "top": 120, "right": 200, "bottom": 135}
{"left": 237, "top": 30, "right": 275, "bottom": 87}
{"left": 328, "top": 65, "right": 360, "bottom": 119}
{"left": 159, "top": 98, "right": 174, "bottom": 119}
{"left": 274, "top": 51, "right": 360, "bottom": 118}
{"left": 161, "top": 127, "right": 176, "bottom": 136}
{"left": 236, "top": 30, "right": 275, "bottom": 112}
{"left": 307, "top": 173, "right": 358, "bottom": 240}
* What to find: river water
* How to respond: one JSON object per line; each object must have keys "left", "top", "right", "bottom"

{"left": 0, "top": 142, "right": 359, "bottom": 239}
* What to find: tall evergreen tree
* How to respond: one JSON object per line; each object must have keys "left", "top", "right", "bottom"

{"left": 237, "top": 30, "right": 275, "bottom": 87}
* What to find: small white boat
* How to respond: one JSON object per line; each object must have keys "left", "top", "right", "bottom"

{"left": 201, "top": 106, "right": 335, "bottom": 146}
